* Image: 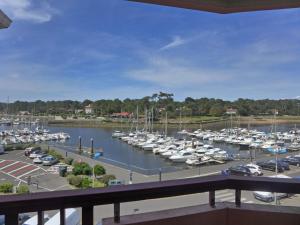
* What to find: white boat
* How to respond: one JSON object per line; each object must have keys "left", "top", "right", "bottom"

{"left": 112, "top": 131, "right": 125, "bottom": 138}
{"left": 169, "top": 151, "right": 194, "bottom": 163}
{"left": 142, "top": 143, "right": 157, "bottom": 151}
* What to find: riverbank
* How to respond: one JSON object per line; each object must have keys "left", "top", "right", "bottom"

{"left": 48, "top": 116, "right": 300, "bottom": 129}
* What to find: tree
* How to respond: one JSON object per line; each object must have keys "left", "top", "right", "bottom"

{"left": 209, "top": 104, "right": 225, "bottom": 117}
{"left": 94, "top": 164, "right": 106, "bottom": 176}
{"left": 72, "top": 162, "right": 92, "bottom": 176}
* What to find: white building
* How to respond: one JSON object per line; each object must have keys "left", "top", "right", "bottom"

{"left": 85, "top": 104, "right": 94, "bottom": 114}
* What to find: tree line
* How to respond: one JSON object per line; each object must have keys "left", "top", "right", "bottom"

{"left": 1, "top": 92, "right": 300, "bottom": 117}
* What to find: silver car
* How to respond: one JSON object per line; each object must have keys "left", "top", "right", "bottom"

{"left": 253, "top": 174, "right": 291, "bottom": 202}
{"left": 42, "top": 156, "right": 58, "bottom": 166}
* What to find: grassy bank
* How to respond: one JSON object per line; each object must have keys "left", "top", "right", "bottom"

{"left": 48, "top": 115, "right": 300, "bottom": 129}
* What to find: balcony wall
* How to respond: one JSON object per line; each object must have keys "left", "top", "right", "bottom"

{"left": 1, "top": 175, "right": 300, "bottom": 225}
{"left": 103, "top": 202, "right": 300, "bottom": 225}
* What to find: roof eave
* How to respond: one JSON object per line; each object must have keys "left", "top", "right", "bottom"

{"left": 128, "top": 0, "right": 300, "bottom": 14}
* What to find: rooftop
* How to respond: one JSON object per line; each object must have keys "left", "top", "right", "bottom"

{"left": 129, "top": 0, "right": 300, "bottom": 14}
{"left": 0, "top": 9, "right": 12, "bottom": 29}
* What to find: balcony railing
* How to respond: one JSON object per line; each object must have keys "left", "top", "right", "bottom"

{"left": 0, "top": 175, "right": 300, "bottom": 225}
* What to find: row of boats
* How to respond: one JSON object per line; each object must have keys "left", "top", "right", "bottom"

{"left": 112, "top": 130, "right": 233, "bottom": 166}
{"left": 0, "top": 127, "right": 70, "bottom": 145}
{"left": 180, "top": 128, "right": 300, "bottom": 154}
{"left": 112, "top": 127, "right": 300, "bottom": 166}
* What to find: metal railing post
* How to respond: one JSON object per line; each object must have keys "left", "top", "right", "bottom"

{"left": 38, "top": 211, "right": 44, "bottom": 225}
{"left": 5, "top": 212, "right": 18, "bottom": 225}
{"left": 114, "top": 202, "right": 120, "bottom": 223}
{"left": 209, "top": 190, "right": 215, "bottom": 208}
{"left": 60, "top": 208, "right": 65, "bottom": 225}
{"left": 235, "top": 189, "right": 241, "bottom": 207}
{"left": 82, "top": 206, "right": 94, "bottom": 225}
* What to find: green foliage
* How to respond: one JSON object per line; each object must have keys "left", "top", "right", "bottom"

{"left": 47, "top": 149, "right": 63, "bottom": 161}
{"left": 67, "top": 175, "right": 83, "bottom": 187}
{"left": 3, "top": 94, "right": 300, "bottom": 117}
{"left": 93, "top": 164, "right": 106, "bottom": 176}
{"left": 64, "top": 157, "right": 74, "bottom": 165}
{"left": 4, "top": 144, "right": 33, "bottom": 151}
{"left": 72, "top": 162, "right": 92, "bottom": 176}
{"left": 101, "top": 174, "right": 116, "bottom": 186}
{"left": 80, "top": 177, "right": 91, "bottom": 189}
{"left": 16, "top": 184, "right": 30, "bottom": 194}
{"left": 209, "top": 104, "right": 225, "bottom": 117}
{"left": 0, "top": 182, "right": 13, "bottom": 193}
{"left": 93, "top": 180, "right": 106, "bottom": 188}
{"left": 4, "top": 145, "right": 14, "bottom": 151}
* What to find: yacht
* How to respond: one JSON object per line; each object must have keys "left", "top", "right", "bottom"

{"left": 169, "top": 151, "right": 194, "bottom": 163}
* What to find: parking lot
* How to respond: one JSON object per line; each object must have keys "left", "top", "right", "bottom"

{"left": 0, "top": 150, "right": 70, "bottom": 192}
{"left": 2, "top": 148, "right": 300, "bottom": 223}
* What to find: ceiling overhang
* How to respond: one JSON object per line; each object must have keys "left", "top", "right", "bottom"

{"left": 0, "top": 9, "right": 12, "bottom": 29}
{"left": 128, "top": 0, "right": 300, "bottom": 14}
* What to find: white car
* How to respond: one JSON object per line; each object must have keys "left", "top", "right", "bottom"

{"left": 253, "top": 174, "right": 291, "bottom": 202}
{"left": 33, "top": 154, "right": 47, "bottom": 164}
{"left": 45, "top": 208, "right": 80, "bottom": 225}
{"left": 22, "top": 214, "right": 50, "bottom": 225}
{"left": 245, "top": 163, "right": 263, "bottom": 176}
{"left": 29, "top": 150, "right": 42, "bottom": 159}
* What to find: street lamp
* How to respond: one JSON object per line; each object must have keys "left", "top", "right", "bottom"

{"left": 78, "top": 136, "right": 82, "bottom": 154}
{"left": 90, "top": 138, "right": 94, "bottom": 158}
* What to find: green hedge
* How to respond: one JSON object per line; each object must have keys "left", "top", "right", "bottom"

{"left": 64, "top": 157, "right": 74, "bottom": 165}
{"left": 16, "top": 184, "right": 30, "bottom": 194}
{"left": 72, "top": 162, "right": 92, "bottom": 176}
{"left": 46, "top": 149, "right": 64, "bottom": 161}
{"left": 67, "top": 175, "right": 83, "bottom": 187}
{"left": 0, "top": 182, "right": 13, "bottom": 193}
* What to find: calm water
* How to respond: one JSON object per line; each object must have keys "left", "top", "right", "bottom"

{"left": 46, "top": 123, "right": 300, "bottom": 174}
{"left": 2, "top": 123, "right": 300, "bottom": 174}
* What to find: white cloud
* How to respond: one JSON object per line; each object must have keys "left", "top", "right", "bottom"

{"left": 160, "top": 36, "right": 186, "bottom": 51}
{"left": 127, "top": 56, "right": 232, "bottom": 88}
{"left": 0, "top": 0, "right": 57, "bottom": 23}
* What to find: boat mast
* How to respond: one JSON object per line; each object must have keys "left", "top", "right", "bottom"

{"left": 151, "top": 107, "right": 154, "bottom": 133}
{"left": 136, "top": 105, "right": 139, "bottom": 133}
{"left": 165, "top": 111, "right": 168, "bottom": 139}
{"left": 179, "top": 107, "right": 182, "bottom": 131}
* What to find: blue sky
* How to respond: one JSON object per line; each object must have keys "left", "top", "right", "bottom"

{"left": 1, "top": 0, "right": 300, "bottom": 102}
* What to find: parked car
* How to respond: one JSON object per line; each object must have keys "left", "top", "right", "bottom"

{"left": 33, "top": 154, "right": 48, "bottom": 164}
{"left": 108, "top": 179, "right": 125, "bottom": 186}
{"left": 24, "top": 146, "right": 41, "bottom": 157}
{"left": 244, "top": 163, "right": 263, "bottom": 176}
{"left": 42, "top": 156, "right": 58, "bottom": 166}
{"left": 222, "top": 166, "right": 252, "bottom": 176}
{"left": 22, "top": 214, "right": 50, "bottom": 225}
{"left": 256, "top": 160, "right": 285, "bottom": 172}
{"left": 44, "top": 208, "right": 80, "bottom": 225}
{"left": 281, "top": 156, "right": 300, "bottom": 166}
{"left": 29, "top": 149, "right": 43, "bottom": 159}
{"left": 270, "top": 159, "right": 290, "bottom": 170}
{"left": 253, "top": 174, "right": 291, "bottom": 202}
